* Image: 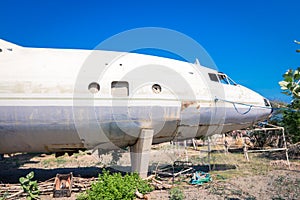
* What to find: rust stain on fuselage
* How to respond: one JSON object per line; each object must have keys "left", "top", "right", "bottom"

{"left": 181, "top": 101, "right": 200, "bottom": 111}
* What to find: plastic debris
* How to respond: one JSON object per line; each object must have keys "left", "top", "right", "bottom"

{"left": 189, "top": 171, "right": 212, "bottom": 185}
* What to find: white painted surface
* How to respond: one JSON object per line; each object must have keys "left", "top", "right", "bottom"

{"left": 0, "top": 40, "right": 272, "bottom": 154}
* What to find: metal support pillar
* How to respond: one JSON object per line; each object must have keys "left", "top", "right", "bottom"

{"left": 130, "top": 129, "right": 154, "bottom": 178}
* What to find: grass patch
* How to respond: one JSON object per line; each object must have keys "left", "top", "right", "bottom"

{"left": 169, "top": 187, "right": 184, "bottom": 200}
{"left": 41, "top": 156, "right": 67, "bottom": 167}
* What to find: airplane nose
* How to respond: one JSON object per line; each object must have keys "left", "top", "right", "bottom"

{"left": 270, "top": 103, "right": 274, "bottom": 114}
{"left": 263, "top": 98, "right": 273, "bottom": 114}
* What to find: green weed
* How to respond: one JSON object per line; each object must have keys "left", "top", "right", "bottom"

{"left": 77, "top": 169, "right": 153, "bottom": 200}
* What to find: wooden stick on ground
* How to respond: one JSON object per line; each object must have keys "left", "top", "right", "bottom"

{"left": 6, "top": 190, "right": 23, "bottom": 200}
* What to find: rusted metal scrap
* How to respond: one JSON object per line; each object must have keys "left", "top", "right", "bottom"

{"left": 53, "top": 173, "right": 73, "bottom": 198}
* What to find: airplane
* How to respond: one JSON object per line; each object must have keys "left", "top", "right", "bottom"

{"left": 0, "top": 39, "right": 272, "bottom": 176}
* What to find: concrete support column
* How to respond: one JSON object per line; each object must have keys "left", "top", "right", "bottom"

{"left": 130, "top": 129, "right": 154, "bottom": 178}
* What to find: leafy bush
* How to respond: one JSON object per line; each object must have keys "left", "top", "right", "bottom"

{"left": 77, "top": 169, "right": 153, "bottom": 200}
{"left": 282, "top": 99, "right": 300, "bottom": 143}
{"left": 169, "top": 187, "right": 184, "bottom": 200}
{"left": 19, "top": 171, "right": 39, "bottom": 200}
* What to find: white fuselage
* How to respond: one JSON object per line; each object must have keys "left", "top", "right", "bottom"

{"left": 0, "top": 40, "right": 272, "bottom": 154}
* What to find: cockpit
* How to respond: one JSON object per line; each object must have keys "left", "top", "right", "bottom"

{"left": 208, "top": 72, "right": 237, "bottom": 86}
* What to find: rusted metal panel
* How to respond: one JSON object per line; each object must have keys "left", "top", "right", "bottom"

{"left": 53, "top": 173, "right": 73, "bottom": 198}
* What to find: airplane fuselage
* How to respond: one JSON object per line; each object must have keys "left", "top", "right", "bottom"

{"left": 0, "top": 40, "right": 272, "bottom": 154}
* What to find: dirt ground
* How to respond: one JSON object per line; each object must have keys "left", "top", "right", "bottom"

{"left": 0, "top": 143, "right": 299, "bottom": 200}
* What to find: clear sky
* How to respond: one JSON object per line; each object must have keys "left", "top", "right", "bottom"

{"left": 0, "top": 0, "right": 299, "bottom": 102}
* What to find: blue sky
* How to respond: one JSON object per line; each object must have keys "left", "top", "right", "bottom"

{"left": 0, "top": 0, "right": 299, "bottom": 102}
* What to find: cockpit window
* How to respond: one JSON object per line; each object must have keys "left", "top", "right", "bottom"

{"left": 227, "top": 76, "right": 237, "bottom": 85}
{"left": 217, "top": 73, "right": 237, "bottom": 86}
{"left": 218, "top": 74, "right": 229, "bottom": 84}
{"left": 208, "top": 73, "right": 219, "bottom": 82}
{"left": 208, "top": 72, "right": 237, "bottom": 85}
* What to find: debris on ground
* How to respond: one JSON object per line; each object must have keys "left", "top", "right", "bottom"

{"left": 145, "top": 175, "right": 172, "bottom": 190}
{"left": 53, "top": 173, "right": 73, "bottom": 198}
{"left": 189, "top": 171, "right": 212, "bottom": 185}
{"left": 0, "top": 176, "right": 94, "bottom": 199}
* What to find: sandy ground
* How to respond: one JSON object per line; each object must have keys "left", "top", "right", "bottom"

{"left": 0, "top": 143, "right": 299, "bottom": 200}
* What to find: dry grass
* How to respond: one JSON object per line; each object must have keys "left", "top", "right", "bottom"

{"left": 1, "top": 146, "right": 299, "bottom": 200}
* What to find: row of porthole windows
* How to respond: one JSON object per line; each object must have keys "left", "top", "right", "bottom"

{"left": 88, "top": 81, "right": 162, "bottom": 96}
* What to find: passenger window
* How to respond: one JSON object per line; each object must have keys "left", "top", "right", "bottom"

{"left": 111, "top": 81, "right": 129, "bottom": 97}
{"left": 88, "top": 82, "right": 100, "bottom": 93}
{"left": 152, "top": 84, "right": 162, "bottom": 94}
{"left": 208, "top": 73, "right": 219, "bottom": 82}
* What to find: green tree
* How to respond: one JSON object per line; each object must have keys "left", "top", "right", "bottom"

{"left": 281, "top": 99, "right": 300, "bottom": 143}
{"left": 279, "top": 67, "right": 300, "bottom": 99}
{"left": 278, "top": 40, "right": 300, "bottom": 143}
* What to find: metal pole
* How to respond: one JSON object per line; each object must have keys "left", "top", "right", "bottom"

{"left": 184, "top": 140, "right": 188, "bottom": 162}
{"left": 207, "top": 137, "right": 211, "bottom": 171}
{"left": 243, "top": 142, "right": 249, "bottom": 161}
{"left": 281, "top": 127, "right": 291, "bottom": 169}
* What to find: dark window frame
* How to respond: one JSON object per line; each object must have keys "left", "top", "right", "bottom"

{"left": 208, "top": 73, "right": 219, "bottom": 82}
